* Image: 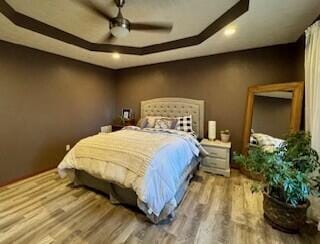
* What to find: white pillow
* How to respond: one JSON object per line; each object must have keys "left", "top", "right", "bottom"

{"left": 154, "top": 118, "right": 177, "bottom": 129}
{"left": 145, "top": 116, "right": 163, "bottom": 128}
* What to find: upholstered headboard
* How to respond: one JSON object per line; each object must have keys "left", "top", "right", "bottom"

{"left": 141, "top": 97, "right": 204, "bottom": 138}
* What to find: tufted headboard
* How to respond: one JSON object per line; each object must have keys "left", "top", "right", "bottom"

{"left": 141, "top": 97, "right": 204, "bottom": 138}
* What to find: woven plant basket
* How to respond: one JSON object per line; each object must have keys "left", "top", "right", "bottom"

{"left": 263, "top": 191, "right": 310, "bottom": 233}
{"left": 239, "top": 166, "right": 264, "bottom": 181}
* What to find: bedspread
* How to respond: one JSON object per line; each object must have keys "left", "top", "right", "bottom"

{"left": 58, "top": 127, "right": 206, "bottom": 216}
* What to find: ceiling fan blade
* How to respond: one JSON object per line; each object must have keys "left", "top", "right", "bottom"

{"left": 130, "top": 22, "right": 173, "bottom": 32}
{"left": 74, "top": 0, "right": 113, "bottom": 20}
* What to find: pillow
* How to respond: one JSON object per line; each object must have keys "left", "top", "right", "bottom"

{"left": 136, "top": 117, "right": 148, "bottom": 129}
{"left": 175, "top": 115, "right": 193, "bottom": 133}
{"left": 154, "top": 118, "right": 177, "bottom": 129}
{"left": 145, "top": 116, "right": 163, "bottom": 128}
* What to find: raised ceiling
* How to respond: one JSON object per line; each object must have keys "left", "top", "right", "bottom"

{"left": 0, "top": 0, "right": 319, "bottom": 69}
{"left": 0, "top": 0, "right": 249, "bottom": 55}
{"left": 6, "top": 0, "right": 240, "bottom": 47}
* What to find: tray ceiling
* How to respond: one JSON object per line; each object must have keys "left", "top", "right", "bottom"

{"left": 0, "top": 0, "right": 319, "bottom": 69}
{"left": 1, "top": 0, "right": 249, "bottom": 54}
{"left": 6, "top": 0, "right": 238, "bottom": 47}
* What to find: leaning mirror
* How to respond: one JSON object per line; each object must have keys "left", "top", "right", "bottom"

{"left": 242, "top": 82, "right": 304, "bottom": 154}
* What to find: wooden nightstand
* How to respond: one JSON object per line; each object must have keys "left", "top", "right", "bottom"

{"left": 112, "top": 119, "right": 136, "bottom": 132}
{"left": 200, "top": 139, "right": 231, "bottom": 177}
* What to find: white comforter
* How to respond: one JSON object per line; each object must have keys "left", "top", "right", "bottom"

{"left": 58, "top": 126, "right": 206, "bottom": 216}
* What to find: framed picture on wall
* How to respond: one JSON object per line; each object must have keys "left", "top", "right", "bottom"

{"left": 122, "top": 108, "right": 132, "bottom": 120}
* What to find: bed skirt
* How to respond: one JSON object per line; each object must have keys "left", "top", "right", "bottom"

{"left": 72, "top": 158, "right": 200, "bottom": 224}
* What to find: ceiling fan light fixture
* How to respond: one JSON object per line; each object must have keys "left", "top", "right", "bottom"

{"left": 110, "top": 26, "right": 129, "bottom": 38}
{"left": 77, "top": 0, "right": 173, "bottom": 41}
{"left": 110, "top": 18, "right": 130, "bottom": 38}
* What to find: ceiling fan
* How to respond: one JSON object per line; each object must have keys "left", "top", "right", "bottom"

{"left": 76, "top": 0, "right": 173, "bottom": 41}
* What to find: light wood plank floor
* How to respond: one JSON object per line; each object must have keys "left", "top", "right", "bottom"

{"left": 0, "top": 169, "right": 319, "bottom": 244}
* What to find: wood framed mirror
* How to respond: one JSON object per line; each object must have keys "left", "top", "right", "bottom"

{"left": 242, "top": 82, "right": 304, "bottom": 154}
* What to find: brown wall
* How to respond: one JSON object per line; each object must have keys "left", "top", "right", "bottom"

{"left": 115, "top": 43, "right": 304, "bottom": 153}
{"left": 0, "top": 41, "right": 116, "bottom": 185}
{"left": 252, "top": 96, "right": 292, "bottom": 139}
{"left": 0, "top": 40, "right": 305, "bottom": 185}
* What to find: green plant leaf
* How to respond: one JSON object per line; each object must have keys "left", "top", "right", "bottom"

{"left": 235, "top": 131, "right": 320, "bottom": 206}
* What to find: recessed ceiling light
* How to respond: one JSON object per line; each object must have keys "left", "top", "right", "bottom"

{"left": 224, "top": 27, "right": 236, "bottom": 36}
{"left": 112, "top": 52, "right": 120, "bottom": 59}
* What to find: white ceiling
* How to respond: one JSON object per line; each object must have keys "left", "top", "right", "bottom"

{"left": 0, "top": 0, "right": 319, "bottom": 69}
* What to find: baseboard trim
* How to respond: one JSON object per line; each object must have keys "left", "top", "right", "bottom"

{"left": 0, "top": 166, "right": 56, "bottom": 187}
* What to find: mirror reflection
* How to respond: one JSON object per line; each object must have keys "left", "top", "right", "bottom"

{"left": 250, "top": 91, "right": 293, "bottom": 151}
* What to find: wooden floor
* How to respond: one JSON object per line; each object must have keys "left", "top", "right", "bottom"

{"left": 0, "top": 170, "right": 319, "bottom": 244}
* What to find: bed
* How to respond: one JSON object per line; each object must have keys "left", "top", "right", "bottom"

{"left": 58, "top": 97, "right": 205, "bottom": 223}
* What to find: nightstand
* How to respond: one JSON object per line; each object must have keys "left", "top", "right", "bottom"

{"left": 111, "top": 124, "right": 125, "bottom": 132}
{"left": 112, "top": 119, "right": 136, "bottom": 132}
{"left": 200, "top": 139, "right": 231, "bottom": 177}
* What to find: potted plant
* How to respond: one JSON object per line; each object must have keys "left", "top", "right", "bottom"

{"left": 220, "top": 130, "right": 230, "bottom": 142}
{"left": 119, "top": 115, "right": 126, "bottom": 125}
{"left": 234, "top": 146, "right": 267, "bottom": 181}
{"left": 237, "top": 132, "right": 320, "bottom": 233}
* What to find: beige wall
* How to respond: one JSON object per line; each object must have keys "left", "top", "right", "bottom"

{"left": 0, "top": 41, "right": 116, "bottom": 185}
{"left": 115, "top": 43, "right": 304, "bottom": 154}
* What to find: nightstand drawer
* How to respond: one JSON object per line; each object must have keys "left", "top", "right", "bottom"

{"left": 202, "top": 157, "right": 228, "bottom": 169}
{"left": 205, "top": 146, "right": 227, "bottom": 159}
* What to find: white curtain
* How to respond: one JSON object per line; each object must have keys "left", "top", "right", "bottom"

{"left": 305, "top": 20, "right": 320, "bottom": 225}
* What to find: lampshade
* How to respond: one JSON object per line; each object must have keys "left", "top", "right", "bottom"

{"left": 110, "top": 26, "right": 129, "bottom": 38}
{"left": 208, "top": 121, "right": 216, "bottom": 141}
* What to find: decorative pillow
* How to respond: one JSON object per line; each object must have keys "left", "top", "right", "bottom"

{"left": 175, "top": 115, "right": 193, "bottom": 133}
{"left": 154, "top": 118, "right": 177, "bottom": 129}
{"left": 145, "top": 116, "right": 163, "bottom": 128}
{"left": 136, "top": 117, "right": 148, "bottom": 129}
{"left": 250, "top": 135, "right": 259, "bottom": 145}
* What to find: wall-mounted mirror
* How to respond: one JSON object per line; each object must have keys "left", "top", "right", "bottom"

{"left": 242, "top": 82, "right": 304, "bottom": 154}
